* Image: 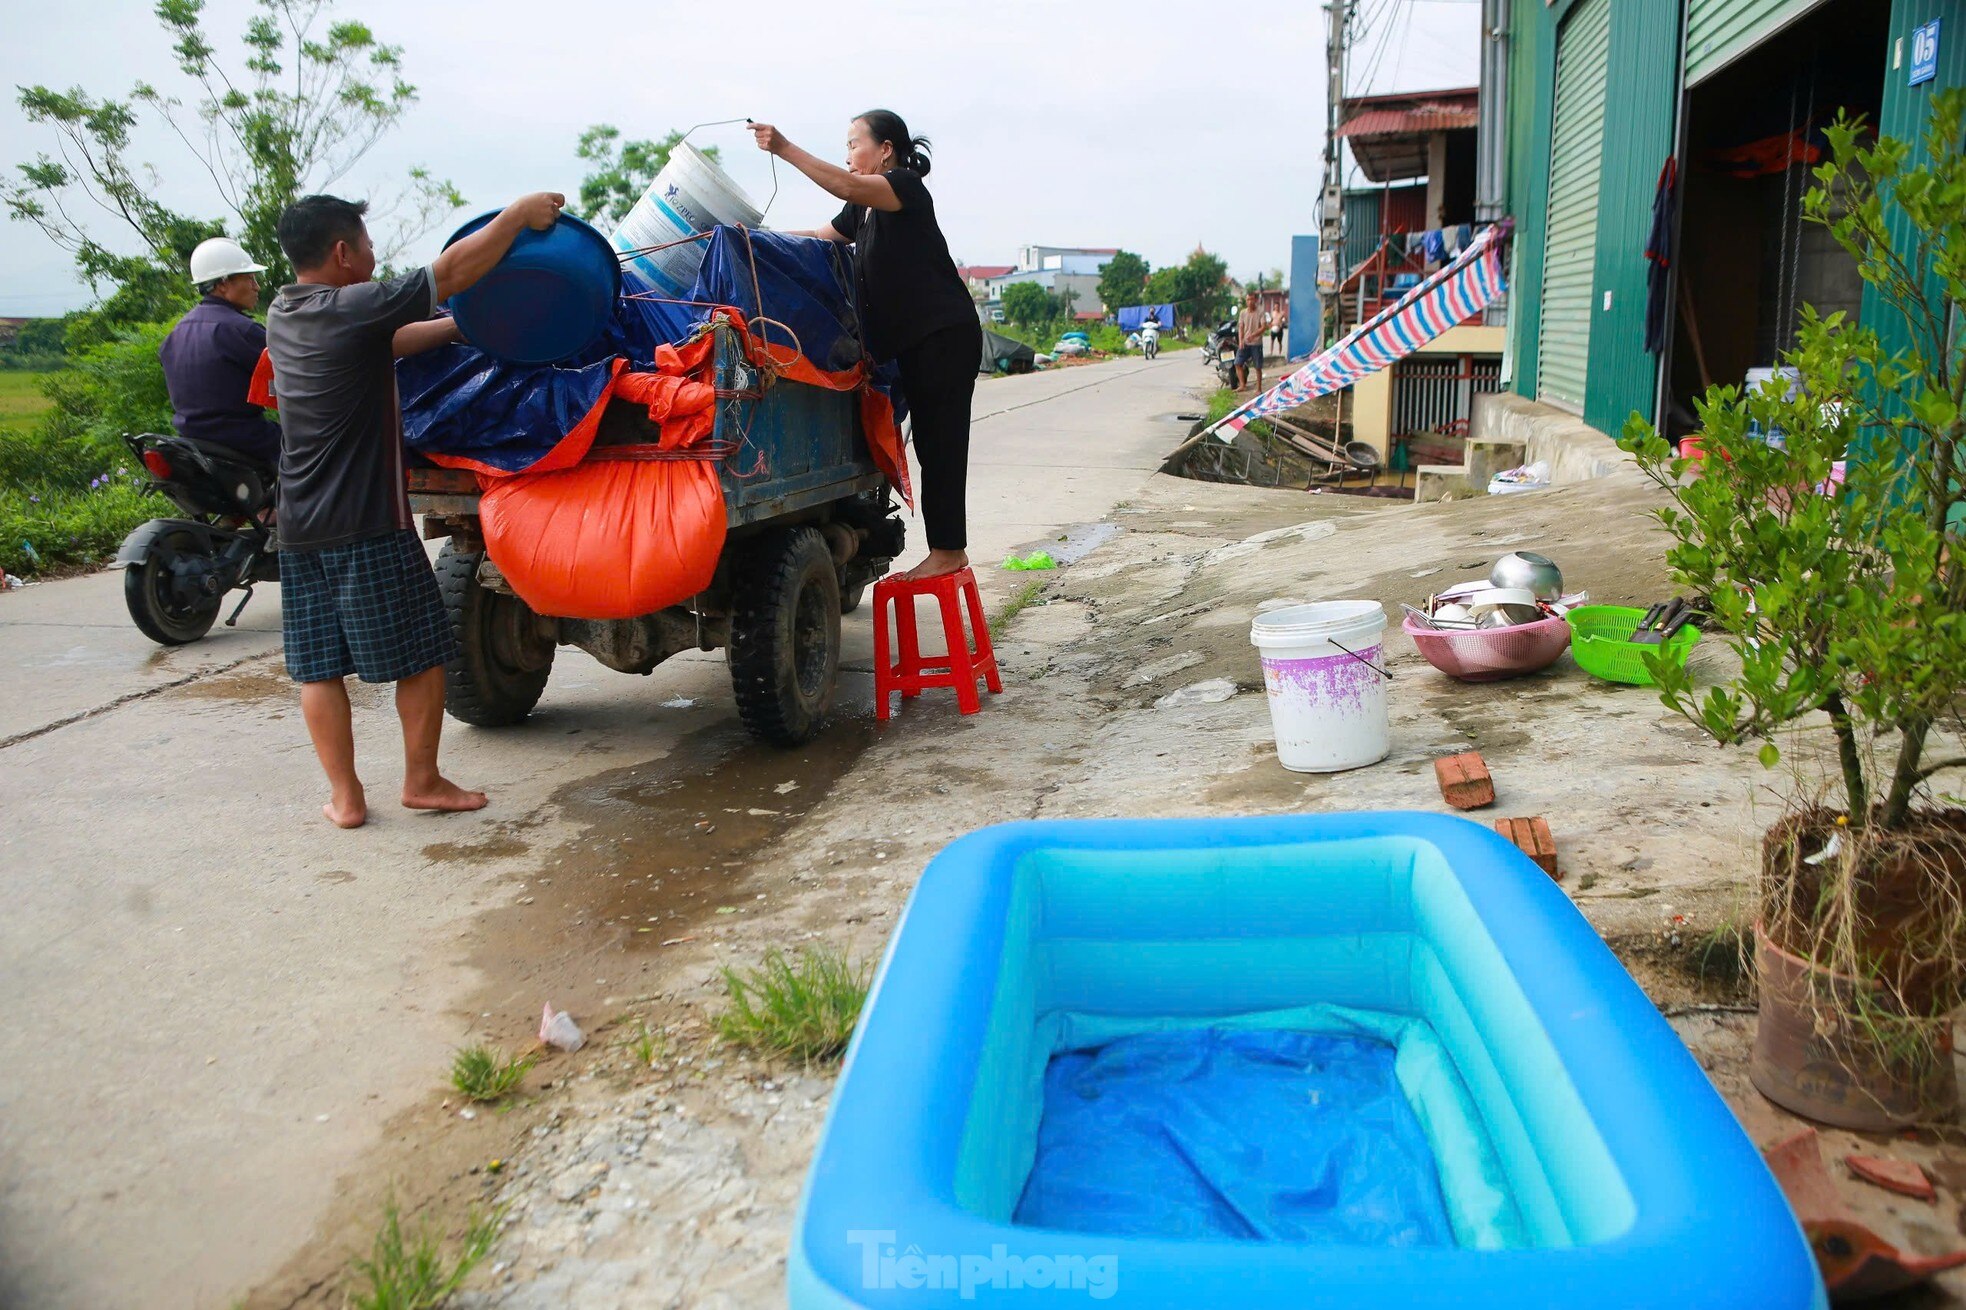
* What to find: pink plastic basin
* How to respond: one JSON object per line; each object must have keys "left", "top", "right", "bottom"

{"left": 1402, "top": 612, "right": 1573, "bottom": 682}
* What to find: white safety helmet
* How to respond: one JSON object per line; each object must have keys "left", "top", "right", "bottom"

{"left": 188, "top": 236, "right": 267, "bottom": 287}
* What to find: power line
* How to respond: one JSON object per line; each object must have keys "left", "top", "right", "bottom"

{"left": 1355, "top": 0, "right": 1402, "bottom": 94}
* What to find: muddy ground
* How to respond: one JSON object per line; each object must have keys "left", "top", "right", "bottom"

{"left": 250, "top": 465, "right": 1966, "bottom": 1308}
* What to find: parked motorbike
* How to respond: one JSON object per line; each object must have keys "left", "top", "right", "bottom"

{"left": 1201, "top": 319, "right": 1238, "bottom": 366}
{"left": 1139, "top": 318, "right": 1161, "bottom": 360}
{"left": 115, "top": 432, "right": 279, "bottom": 645}
{"left": 1204, "top": 319, "right": 1244, "bottom": 387}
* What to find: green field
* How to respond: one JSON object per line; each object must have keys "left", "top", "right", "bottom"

{"left": 0, "top": 371, "right": 55, "bottom": 425}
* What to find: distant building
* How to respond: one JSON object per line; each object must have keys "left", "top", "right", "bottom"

{"left": 979, "top": 245, "right": 1124, "bottom": 315}
{"left": 983, "top": 269, "right": 1106, "bottom": 317}
{"left": 955, "top": 264, "right": 1015, "bottom": 297}
{"left": 1015, "top": 245, "right": 1120, "bottom": 275}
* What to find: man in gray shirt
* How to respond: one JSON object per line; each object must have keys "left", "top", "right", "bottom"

{"left": 267, "top": 189, "right": 564, "bottom": 828}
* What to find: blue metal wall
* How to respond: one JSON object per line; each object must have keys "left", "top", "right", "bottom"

{"left": 1288, "top": 234, "right": 1322, "bottom": 361}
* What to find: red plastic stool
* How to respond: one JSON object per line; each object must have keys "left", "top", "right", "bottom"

{"left": 872, "top": 567, "right": 1002, "bottom": 720}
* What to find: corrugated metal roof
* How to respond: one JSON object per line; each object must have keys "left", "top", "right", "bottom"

{"left": 1334, "top": 104, "right": 1481, "bottom": 139}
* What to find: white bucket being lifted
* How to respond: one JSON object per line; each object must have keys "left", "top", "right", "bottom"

{"left": 1249, "top": 600, "right": 1390, "bottom": 773}
{"left": 609, "top": 142, "right": 764, "bottom": 298}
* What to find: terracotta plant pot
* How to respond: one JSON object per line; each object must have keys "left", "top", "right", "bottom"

{"left": 1750, "top": 923, "right": 1958, "bottom": 1131}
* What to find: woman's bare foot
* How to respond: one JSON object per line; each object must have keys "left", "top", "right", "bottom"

{"left": 402, "top": 776, "right": 489, "bottom": 813}
{"left": 323, "top": 785, "right": 367, "bottom": 829}
{"left": 898, "top": 548, "right": 969, "bottom": 581}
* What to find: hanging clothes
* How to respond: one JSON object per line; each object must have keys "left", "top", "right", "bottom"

{"left": 1644, "top": 158, "right": 1678, "bottom": 355}
{"left": 1422, "top": 229, "right": 1449, "bottom": 265}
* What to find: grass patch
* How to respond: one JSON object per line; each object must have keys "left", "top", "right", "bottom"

{"left": 1201, "top": 386, "right": 1273, "bottom": 440}
{"left": 620, "top": 1018, "right": 668, "bottom": 1068}
{"left": 449, "top": 1044, "right": 535, "bottom": 1103}
{"left": 990, "top": 580, "right": 1047, "bottom": 638}
{"left": 716, "top": 945, "right": 870, "bottom": 1063}
{"left": 0, "top": 371, "right": 56, "bottom": 425}
{"left": 346, "top": 1199, "right": 501, "bottom": 1310}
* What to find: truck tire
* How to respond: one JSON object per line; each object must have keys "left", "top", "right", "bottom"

{"left": 437, "top": 542, "right": 554, "bottom": 726}
{"left": 728, "top": 527, "right": 841, "bottom": 746}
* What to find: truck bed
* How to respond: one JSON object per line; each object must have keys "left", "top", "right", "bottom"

{"left": 407, "top": 323, "right": 887, "bottom": 525}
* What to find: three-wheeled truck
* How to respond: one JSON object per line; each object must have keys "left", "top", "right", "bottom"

{"left": 408, "top": 321, "right": 904, "bottom": 747}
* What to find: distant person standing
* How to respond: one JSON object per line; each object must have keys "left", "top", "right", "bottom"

{"left": 753, "top": 109, "right": 983, "bottom": 581}
{"left": 158, "top": 237, "right": 282, "bottom": 467}
{"left": 1270, "top": 303, "right": 1287, "bottom": 358}
{"left": 1234, "top": 291, "right": 1271, "bottom": 391}
{"left": 265, "top": 190, "right": 563, "bottom": 828}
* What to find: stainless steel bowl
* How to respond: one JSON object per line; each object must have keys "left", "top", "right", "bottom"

{"left": 1489, "top": 551, "right": 1563, "bottom": 602}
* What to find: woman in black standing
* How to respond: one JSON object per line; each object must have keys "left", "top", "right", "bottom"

{"left": 752, "top": 110, "right": 983, "bottom": 581}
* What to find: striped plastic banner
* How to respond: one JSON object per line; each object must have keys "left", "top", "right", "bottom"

{"left": 1215, "top": 224, "right": 1509, "bottom": 441}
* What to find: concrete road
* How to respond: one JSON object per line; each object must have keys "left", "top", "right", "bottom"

{"left": 0, "top": 354, "right": 1209, "bottom": 1309}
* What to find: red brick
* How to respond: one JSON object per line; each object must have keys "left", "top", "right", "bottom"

{"left": 1434, "top": 752, "right": 1495, "bottom": 810}
{"left": 1847, "top": 1155, "right": 1936, "bottom": 1203}
{"left": 1493, "top": 816, "right": 1559, "bottom": 881}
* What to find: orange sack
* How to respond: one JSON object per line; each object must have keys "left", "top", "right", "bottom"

{"left": 480, "top": 457, "right": 727, "bottom": 621}
{"left": 477, "top": 354, "right": 726, "bottom": 621}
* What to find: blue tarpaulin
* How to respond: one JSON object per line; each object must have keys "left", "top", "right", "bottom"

{"left": 397, "top": 227, "right": 881, "bottom": 475}
{"left": 1014, "top": 1027, "right": 1454, "bottom": 1245}
{"left": 1115, "top": 303, "right": 1176, "bottom": 333}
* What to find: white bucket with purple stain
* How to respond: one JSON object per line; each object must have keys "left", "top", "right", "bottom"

{"left": 1250, "top": 600, "right": 1390, "bottom": 772}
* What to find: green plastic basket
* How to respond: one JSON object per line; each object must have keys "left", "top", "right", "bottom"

{"left": 1565, "top": 605, "right": 1701, "bottom": 686}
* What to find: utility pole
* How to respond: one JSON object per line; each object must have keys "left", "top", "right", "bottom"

{"left": 1321, "top": 0, "right": 1355, "bottom": 254}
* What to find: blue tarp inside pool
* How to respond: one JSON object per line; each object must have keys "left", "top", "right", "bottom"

{"left": 1016, "top": 1027, "right": 1453, "bottom": 1246}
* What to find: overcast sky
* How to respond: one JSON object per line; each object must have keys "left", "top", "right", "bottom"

{"left": 0, "top": 0, "right": 1479, "bottom": 317}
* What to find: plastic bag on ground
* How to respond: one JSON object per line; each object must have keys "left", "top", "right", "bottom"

{"left": 539, "top": 1003, "right": 585, "bottom": 1052}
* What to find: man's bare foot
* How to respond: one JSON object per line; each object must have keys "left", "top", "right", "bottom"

{"left": 323, "top": 787, "right": 367, "bottom": 829}
{"left": 898, "top": 548, "right": 969, "bottom": 581}
{"left": 403, "top": 776, "right": 489, "bottom": 813}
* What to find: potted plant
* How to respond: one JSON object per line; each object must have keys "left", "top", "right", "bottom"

{"left": 1619, "top": 91, "right": 1966, "bottom": 1129}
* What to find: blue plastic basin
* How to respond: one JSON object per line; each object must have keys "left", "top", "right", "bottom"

{"left": 442, "top": 210, "right": 620, "bottom": 365}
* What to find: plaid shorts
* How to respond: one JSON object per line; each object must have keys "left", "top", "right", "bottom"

{"left": 280, "top": 529, "right": 459, "bottom": 684}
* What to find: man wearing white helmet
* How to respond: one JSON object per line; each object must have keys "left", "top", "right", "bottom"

{"left": 157, "top": 236, "right": 282, "bottom": 467}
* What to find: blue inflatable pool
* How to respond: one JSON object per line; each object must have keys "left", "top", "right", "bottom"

{"left": 789, "top": 813, "right": 1824, "bottom": 1308}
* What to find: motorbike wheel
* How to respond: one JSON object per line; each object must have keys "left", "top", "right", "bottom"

{"left": 437, "top": 543, "right": 554, "bottom": 726}
{"left": 124, "top": 526, "right": 223, "bottom": 645}
{"left": 728, "top": 527, "right": 841, "bottom": 747}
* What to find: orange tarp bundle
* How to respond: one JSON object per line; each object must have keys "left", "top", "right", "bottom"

{"left": 480, "top": 351, "right": 724, "bottom": 621}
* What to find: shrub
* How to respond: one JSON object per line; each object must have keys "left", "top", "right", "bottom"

{"left": 1, "top": 321, "right": 184, "bottom": 575}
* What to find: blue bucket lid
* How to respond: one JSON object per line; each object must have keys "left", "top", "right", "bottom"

{"left": 442, "top": 210, "right": 622, "bottom": 365}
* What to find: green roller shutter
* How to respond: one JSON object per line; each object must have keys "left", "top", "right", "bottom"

{"left": 1537, "top": 0, "right": 1611, "bottom": 416}
{"left": 1687, "top": 0, "right": 1829, "bottom": 85}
